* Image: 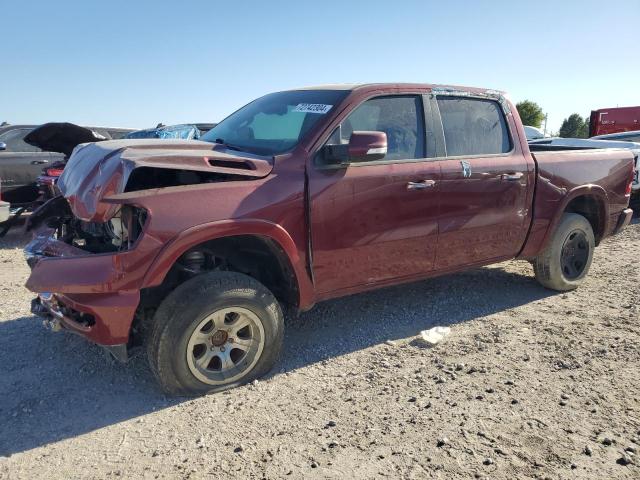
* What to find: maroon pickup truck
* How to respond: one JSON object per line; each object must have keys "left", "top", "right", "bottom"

{"left": 24, "top": 83, "right": 635, "bottom": 395}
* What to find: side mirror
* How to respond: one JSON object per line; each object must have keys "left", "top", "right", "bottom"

{"left": 347, "top": 131, "right": 387, "bottom": 162}
{"left": 323, "top": 131, "right": 388, "bottom": 164}
{"left": 0, "top": 142, "right": 6, "bottom": 151}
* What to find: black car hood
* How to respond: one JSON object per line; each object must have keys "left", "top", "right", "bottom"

{"left": 23, "top": 122, "right": 107, "bottom": 157}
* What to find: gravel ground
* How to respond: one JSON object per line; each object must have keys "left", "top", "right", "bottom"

{"left": 0, "top": 219, "right": 638, "bottom": 479}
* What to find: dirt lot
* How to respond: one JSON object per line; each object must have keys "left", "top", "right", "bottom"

{"left": 0, "top": 220, "right": 638, "bottom": 479}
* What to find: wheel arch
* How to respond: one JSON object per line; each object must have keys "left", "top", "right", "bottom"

{"left": 141, "top": 219, "right": 315, "bottom": 310}
{"left": 560, "top": 187, "right": 608, "bottom": 244}
{"left": 541, "top": 185, "right": 609, "bottom": 252}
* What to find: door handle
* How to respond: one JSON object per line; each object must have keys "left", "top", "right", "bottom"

{"left": 30, "top": 160, "right": 49, "bottom": 165}
{"left": 501, "top": 172, "right": 523, "bottom": 181}
{"left": 407, "top": 179, "right": 436, "bottom": 190}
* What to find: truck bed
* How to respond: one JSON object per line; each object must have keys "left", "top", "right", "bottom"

{"left": 518, "top": 147, "right": 634, "bottom": 259}
{"left": 531, "top": 147, "right": 633, "bottom": 193}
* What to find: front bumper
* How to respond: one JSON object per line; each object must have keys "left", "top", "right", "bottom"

{"left": 30, "top": 290, "right": 140, "bottom": 346}
{"left": 24, "top": 227, "right": 164, "bottom": 346}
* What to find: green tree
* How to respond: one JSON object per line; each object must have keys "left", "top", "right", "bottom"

{"left": 516, "top": 100, "right": 545, "bottom": 128}
{"left": 559, "top": 114, "right": 589, "bottom": 138}
{"left": 579, "top": 116, "right": 590, "bottom": 138}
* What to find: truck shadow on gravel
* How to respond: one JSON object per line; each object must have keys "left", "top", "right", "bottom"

{"left": 0, "top": 220, "right": 28, "bottom": 249}
{"left": 0, "top": 264, "right": 555, "bottom": 457}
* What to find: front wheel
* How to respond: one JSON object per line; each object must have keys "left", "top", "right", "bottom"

{"left": 147, "top": 271, "right": 284, "bottom": 396}
{"left": 533, "top": 213, "right": 595, "bottom": 291}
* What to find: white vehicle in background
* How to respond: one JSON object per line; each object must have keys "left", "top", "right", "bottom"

{"left": 529, "top": 136, "right": 640, "bottom": 206}
{"left": 524, "top": 125, "right": 546, "bottom": 140}
{"left": 0, "top": 181, "right": 10, "bottom": 224}
{"left": 592, "top": 130, "right": 640, "bottom": 143}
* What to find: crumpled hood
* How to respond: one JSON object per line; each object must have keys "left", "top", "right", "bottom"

{"left": 58, "top": 139, "right": 274, "bottom": 222}
{"left": 23, "top": 122, "right": 107, "bottom": 156}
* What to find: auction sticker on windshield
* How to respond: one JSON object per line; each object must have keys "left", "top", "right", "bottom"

{"left": 293, "top": 103, "right": 333, "bottom": 114}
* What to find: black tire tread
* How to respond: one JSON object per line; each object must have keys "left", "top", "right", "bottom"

{"left": 533, "top": 213, "right": 595, "bottom": 291}
{"left": 146, "top": 271, "right": 283, "bottom": 396}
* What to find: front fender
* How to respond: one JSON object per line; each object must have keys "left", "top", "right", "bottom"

{"left": 141, "top": 219, "right": 315, "bottom": 309}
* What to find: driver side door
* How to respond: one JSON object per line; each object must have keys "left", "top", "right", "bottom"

{"left": 308, "top": 94, "right": 442, "bottom": 296}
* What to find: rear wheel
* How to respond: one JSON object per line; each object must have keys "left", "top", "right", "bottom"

{"left": 147, "top": 271, "right": 284, "bottom": 396}
{"left": 533, "top": 213, "right": 595, "bottom": 291}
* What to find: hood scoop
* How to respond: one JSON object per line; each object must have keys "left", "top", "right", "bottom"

{"left": 206, "top": 157, "right": 256, "bottom": 170}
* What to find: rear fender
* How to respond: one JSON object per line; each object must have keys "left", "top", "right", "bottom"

{"left": 538, "top": 184, "right": 608, "bottom": 254}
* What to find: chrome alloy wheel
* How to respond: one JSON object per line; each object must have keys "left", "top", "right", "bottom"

{"left": 186, "top": 307, "right": 265, "bottom": 385}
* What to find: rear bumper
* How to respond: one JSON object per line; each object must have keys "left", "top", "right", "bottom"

{"left": 613, "top": 208, "right": 633, "bottom": 235}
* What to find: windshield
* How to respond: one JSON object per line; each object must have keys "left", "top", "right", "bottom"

{"left": 201, "top": 90, "right": 349, "bottom": 156}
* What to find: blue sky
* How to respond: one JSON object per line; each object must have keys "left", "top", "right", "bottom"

{"left": 1, "top": 0, "right": 638, "bottom": 133}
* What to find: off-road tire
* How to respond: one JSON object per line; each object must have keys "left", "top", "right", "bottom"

{"left": 533, "top": 213, "right": 595, "bottom": 291}
{"left": 147, "top": 271, "right": 284, "bottom": 396}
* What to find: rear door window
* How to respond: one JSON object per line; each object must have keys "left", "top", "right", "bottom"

{"left": 437, "top": 97, "right": 511, "bottom": 156}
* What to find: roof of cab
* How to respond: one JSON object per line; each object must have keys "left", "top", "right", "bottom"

{"left": 289, "top": 83, "right": 505, "bottom": 95}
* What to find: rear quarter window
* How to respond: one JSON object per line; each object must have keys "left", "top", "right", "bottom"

{"left": 437, "top": 97, "right": 511, "bottom": 156}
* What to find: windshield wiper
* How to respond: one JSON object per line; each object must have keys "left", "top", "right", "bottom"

{"left": 214, "top": 138, "right": 244, "bottom": 152}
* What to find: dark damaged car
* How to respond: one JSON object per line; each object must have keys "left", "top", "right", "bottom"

{"left": 0, "top": 123, "right": 132, "bottom": 206}
{"left": 25, "top": 84, "right": 635, "bottom": 395}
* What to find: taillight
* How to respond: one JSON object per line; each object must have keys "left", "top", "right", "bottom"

{"left": 38, "top": 176, "right": 57, "bottom": 186}
{"left": 45, "top": 168, "right": 65, "bottom": 177}
{"left": 626, "top": 158, "right": 636, "bottom": 196}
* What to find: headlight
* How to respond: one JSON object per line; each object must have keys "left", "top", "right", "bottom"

{"left": 106, "top": 211, "right": 128, "bottom": 247}
{"left": 113, "top": 205, "right": 148, "bottom": 249}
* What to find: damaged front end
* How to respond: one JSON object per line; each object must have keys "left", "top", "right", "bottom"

{"left": 25, "top": 196, "right": 148, "bottom": 264}
{"left": 24, "top": 138, "right": 274, "bottom": 359}
{"left": 25, "top": 196, "right": 153, "bottom": 361}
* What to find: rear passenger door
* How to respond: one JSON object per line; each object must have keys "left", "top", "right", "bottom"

{"left": 433, "top": 95, "right": 534, "bottom": 270}
{"left": 309, "top": 94, "right": 441, "bottom": 295}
